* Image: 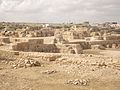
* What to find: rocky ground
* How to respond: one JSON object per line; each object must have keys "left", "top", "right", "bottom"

{"left": 0, "top": 50, "right": 120, "bottom": 90}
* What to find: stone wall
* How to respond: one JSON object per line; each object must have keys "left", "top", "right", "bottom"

{"left": 12, "top": 42, "right": 29, "bottom": 51}
{"left": 62, "top": 31, "right": 89, "bottom": 41}
{"left": 56, "top": 44, "right": 83, "bottom": 54}
{"left": 90, "top": 40, "right": 120, "bottom": 46}
{"left": 11, "top": 40, "right": 83, "bottom": 54}
{"left": 69, "top": 39, "right": 120, "bottom": 49}
{"left": 42, "top": 37, "right": 55, "bottom": 44}
{"left": 10, "top": 38, "right": 44, "bottom": 44}
{"left": 104, "top": 35, "right": 120, "bottom": 40}
{"left": 34, "top": 44, "right": 59, "bottom": 53}
{"left": 12, "top": 39, "right": 58, "bottom": 53}
{"left": 68, "top": 41, "right": 91, "bottom": 49}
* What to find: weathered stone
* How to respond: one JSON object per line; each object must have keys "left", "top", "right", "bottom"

{"left": 25, "top": 64, "right": 32, "bottom": 67}
{"left": 42, "top": 70, "right": 57, "bottom": 74}
{"left": 66, "top": 79, "right": 89, "bottom": 86}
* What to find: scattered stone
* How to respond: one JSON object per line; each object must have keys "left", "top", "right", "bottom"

{"left": 32, "top": 60, "right": 41, "bottom": 66}
{"left": 89, "top": 54, "right": 93, "bottom": 57}
{"left": 12, "top": 64, "right": 17, "bottom": 69}
{"left": 25, "top": 63, "right": 32, "bottom": 67}
{"left": 42, "top": 70, "right": 57, "bottom": 74}
{"left": 98, "top": 62, "right": 107, "bottom": 67}
{"left": 11, "top": 58, "right": 41, "bottom": 69}
{"left": 14, "top": 51, "right": 19, "bottom": 55}
{"left": 91, "top": 63, "right": 97, "bottom": 66}
{"left": 66, "top": 79, "right": 89, "bottom": 86}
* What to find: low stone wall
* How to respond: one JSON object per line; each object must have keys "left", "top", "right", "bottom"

{"left": 56, "top": 44, "right": 83, "bottom": 54}
{"left": 90, "top": 40, "right": 120, "bottom": 45}
{"left": 89, "top": 40, "right": 120, "bottom": 48}
{"left": 104, "top": 35, "right": 120, "bottom": 40}
{"left": 12, "top": 42, "right": 29, "bottom": 51}
{"left": 32, "top": 44, "right": 59, "bottom": 53}
{"left": 68, "top": 41, "right": 91, "bottom": 49}
{"left": 12, "top": 42, "right": 59, "bottom": 53}
{"left": 69, "top": 40, "right": 120, "bottom": 49}
{"left": 10, "top": 38, "right": 44, "bottom": 44}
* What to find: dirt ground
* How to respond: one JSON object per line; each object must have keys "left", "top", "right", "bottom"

{"left": 0, "top": 50, "right": 120, "bottom": 90}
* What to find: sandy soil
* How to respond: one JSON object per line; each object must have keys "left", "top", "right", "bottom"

{"left": 0, "top": 50, "right": 120, "bottom": 90}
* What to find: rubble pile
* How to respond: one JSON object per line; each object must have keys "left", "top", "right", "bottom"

{"left": 66, "top": 79, "right": 89, "bottom": 86}
{"left": 10, "top": 58, "right": 41, "bottom": 69}
{"left": 55, "top": 54, "right": 120, "bottom": 69}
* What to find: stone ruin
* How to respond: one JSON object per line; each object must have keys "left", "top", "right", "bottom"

{"left": 0, "top": 22, "right": 120, "bottom": 55}
{"left": 11, "top": 38, "right": 59, "bottom": 53}
{"left": 0, "top": 37, "right": 82, "bottom": 54}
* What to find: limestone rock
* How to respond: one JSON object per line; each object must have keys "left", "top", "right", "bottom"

{"left": 66, "top": 79, "right": 89, "bottom": 86}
